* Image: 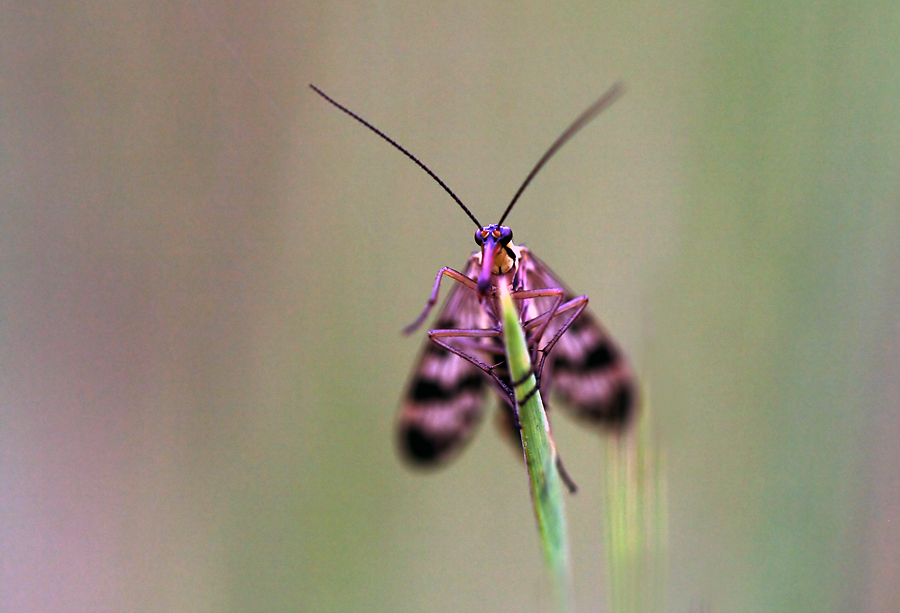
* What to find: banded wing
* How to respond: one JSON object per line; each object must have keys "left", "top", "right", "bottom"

{"left": 398, "top": 255, "right": 494, "bottom": 464}
{"left": 520, "top": 249, "right": 636, "bottom": 430}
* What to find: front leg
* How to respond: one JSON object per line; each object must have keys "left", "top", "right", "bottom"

{"left": 403, "top": 267, "right": 478, "bottom": 335}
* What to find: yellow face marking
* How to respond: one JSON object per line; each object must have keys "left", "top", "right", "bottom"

{"left": 491, "top": 242, "right": 519, "bottom": 275}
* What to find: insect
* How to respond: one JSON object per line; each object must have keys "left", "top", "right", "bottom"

{"left": 311, "top": 84, "right": 637, "bottom": 490}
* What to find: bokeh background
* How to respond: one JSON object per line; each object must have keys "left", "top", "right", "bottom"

{"left": 2, "top": 2, "right": 899, "bottom": 611}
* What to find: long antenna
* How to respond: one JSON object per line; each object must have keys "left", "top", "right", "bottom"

{"left": 497, "top": 82, "right": 624, "bottom": 225}
{"left": 310, "top": 84, "right": 482, "bottom": 228}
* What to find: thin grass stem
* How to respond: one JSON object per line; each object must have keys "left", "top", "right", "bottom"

{"left": 604, "top": 394, "right": 668, "bottom": 613}
{"left": 498, "top": 283, "right": 573, "bottom": 612}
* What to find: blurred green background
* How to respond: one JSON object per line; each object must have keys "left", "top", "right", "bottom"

{"left": 2, "top": 1, "right": 898, "bottom": 611}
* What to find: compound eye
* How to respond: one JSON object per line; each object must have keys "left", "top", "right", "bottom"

{"left": 498, "top": 226, "right": 513, "bottom": 245}
{"left": 474, "top": 229, "right": 485, "bottom": 245}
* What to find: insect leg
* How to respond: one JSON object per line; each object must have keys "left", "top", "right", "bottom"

{"left": 528, "top": 295, "right": 589, "bottom": 388}
{"left": 428, "top": 327, "right": 513, "bottom": 401}
{"left": 510, "top": 286, "right": 566, "bottom": 365}
{"left": 433, "top": 324, "right": 580, "bottom": 494}
{"left": 403, "top": 267, "right": 479, "bottom": 335}
{"left": 556, "top": 457, "right": 578, "bottom": 493}
{"left": 503, "top": 343, "right": 579, "bottom": 494}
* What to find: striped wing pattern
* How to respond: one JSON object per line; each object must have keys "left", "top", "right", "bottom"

{"left": 399, "top": 247, "right": 637, "bottom": 467}
{"left": 520, "top": 249, "right": 636, "bottom": 430}
{"left": 398, "top": 255, "right": 495, "bottom": 464}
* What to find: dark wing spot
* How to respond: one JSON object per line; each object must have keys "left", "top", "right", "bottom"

{"left": 607, "top": 384, "right": 635, "bottom": 426}
{"left": 585, "top": 383, "right": 636, "bottom": 430}
{"left": 554, "top": 341, "right": 618, "bottom": 372}
{"left": 585, "top": 342, "right": 617, "bottom": 370}
{"left": 459, "top": 374, "right": 485, "bottom": 391}
{"left": 409, "top": 374, "right": 484, "bottom": 402}
{"left": 404, "top": 426, "right": 442, "bottom": 461}
{"left": 411, "top": 379, "right": 448, "bottom": 401}
{"left": 553, "top": 355, "right": 573, "bottom": 370}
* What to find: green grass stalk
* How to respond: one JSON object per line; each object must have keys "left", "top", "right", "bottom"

{"left": 498, "top": 283, "right": 573, "bottom": 613}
